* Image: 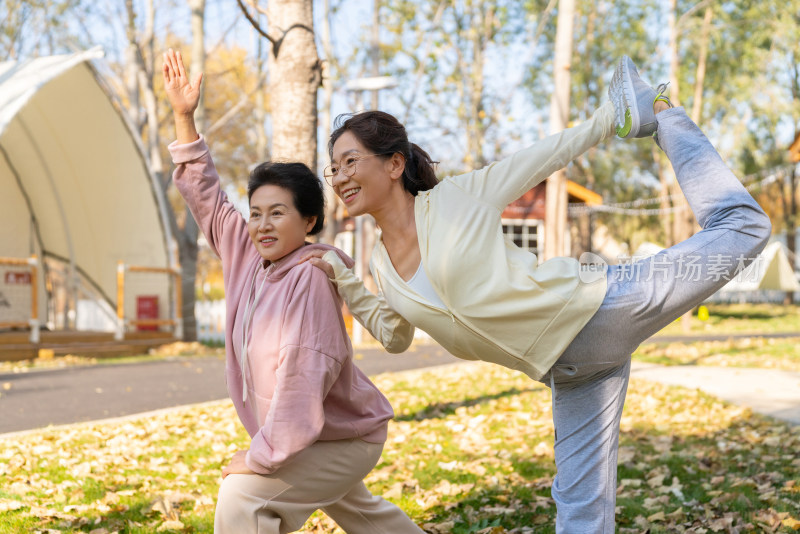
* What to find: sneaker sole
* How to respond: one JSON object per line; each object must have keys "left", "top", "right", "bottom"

{"left": 610, "top": 57, "right": 640, "bottom": 138}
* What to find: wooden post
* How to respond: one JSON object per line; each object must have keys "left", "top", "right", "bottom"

{"left": 115, "top": 261, "right": 125, "bottom": 340}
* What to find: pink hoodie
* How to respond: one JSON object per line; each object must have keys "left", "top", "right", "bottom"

{"left": 170, "top": 136, "right": 393, "bottom": 475}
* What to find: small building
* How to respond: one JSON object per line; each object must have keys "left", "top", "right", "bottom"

{"left": 501, "top": 180, "right": 603, "bottom": 256}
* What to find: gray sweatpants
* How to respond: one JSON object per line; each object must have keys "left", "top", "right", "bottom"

{"left": 544, "top": 107, "right": 771, "bottom": 533}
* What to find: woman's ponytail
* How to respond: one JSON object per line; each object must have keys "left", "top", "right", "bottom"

{"left": 405, "top": 143, "right": 438, "bottom": 195}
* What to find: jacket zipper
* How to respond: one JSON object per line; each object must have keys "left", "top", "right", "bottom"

{"left": 376, "top": 256, "right": 516, "bottom": 359}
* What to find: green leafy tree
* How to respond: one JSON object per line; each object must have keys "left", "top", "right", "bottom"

{"left": 726, "top": 1, "right": 800, "bottom": 302}
{"left": 381, "top": 0, "right": 530, "bottom": 172}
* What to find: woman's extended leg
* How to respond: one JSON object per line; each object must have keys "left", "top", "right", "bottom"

{"left": 546, "top": 60, "right": 771, "bottom": 533}
{"left": 563, "top": 105, "right": 772, "bottom": 365}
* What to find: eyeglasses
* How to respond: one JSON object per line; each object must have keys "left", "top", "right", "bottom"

{"left": 323, "top": 152, "right": 393, "bottom": 186}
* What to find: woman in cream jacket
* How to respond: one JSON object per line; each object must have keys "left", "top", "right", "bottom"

{"left": 303, "top": 57, "right": 771, "bottom": 533}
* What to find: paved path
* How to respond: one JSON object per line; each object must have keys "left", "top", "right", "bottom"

{"left": 630, "top": 362, "right": 800, "bottom": 425}
{"left": 0, "top": 346, "right": 461, "bottom": 435}
{"left": 1, "top": 338, "right": 798, "bottom": 436}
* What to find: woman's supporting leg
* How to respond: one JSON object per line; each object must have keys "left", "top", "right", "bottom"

{"left": 550, "top": 360, "right": 630, "bottom": 534}
{"left": 323, "top": 478, "right": 425, "bottom": 533}
{"left": 214, "top": 438, "right": 412, "bottom": 534}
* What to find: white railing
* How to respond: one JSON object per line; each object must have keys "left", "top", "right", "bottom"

{"left": 196, "top": 299, "right": 226, "bottom": 343}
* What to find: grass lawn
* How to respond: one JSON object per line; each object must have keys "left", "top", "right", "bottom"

{"left": 633, "top": 336, "right": 800, "bottom": 372}
{"left": 1, "top": 362, "right": 798, "bottom": 534}
{"left": 632, "top": 303, "right": 800, "bottom": 372}
{"left": 654, "top": 303, "right": 800, "bottom": 337}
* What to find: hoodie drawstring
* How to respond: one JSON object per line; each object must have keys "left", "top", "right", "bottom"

{"left": 239, "top": 262, "right": 272, "bottom": 404}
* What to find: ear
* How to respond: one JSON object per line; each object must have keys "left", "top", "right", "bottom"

{"left": 304, "top": 215, "right": 317, "bottom": 234}
{"left": 386, "top": 153, "right": 406, "bottom": 181}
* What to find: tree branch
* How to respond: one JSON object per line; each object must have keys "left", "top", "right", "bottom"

{"left": 236, "top": 0, "right": 278, "bottom": 48}
{"left": 205, "top": 83, "right": 264, "bottom": 137}
{"left": 235, "top": 0, "right": 315, "bottom": 58}
{"left": 677, "top": 0, "right": 713, "bottom": 30}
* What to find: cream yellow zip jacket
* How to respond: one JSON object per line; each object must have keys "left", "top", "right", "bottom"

{"left": 324, "top": 102, "right": 616, "bottom": 380}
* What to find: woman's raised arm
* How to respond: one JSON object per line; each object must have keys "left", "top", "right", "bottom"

{"left": 164, "top": 48, "right": 252, "bottom": 265}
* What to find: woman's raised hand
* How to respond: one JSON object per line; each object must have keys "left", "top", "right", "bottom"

{"left": 162, "top": 48, "right": 203, "bottom": 117}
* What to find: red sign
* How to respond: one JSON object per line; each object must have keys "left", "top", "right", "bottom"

{"left": 5, "top": 271, "right": 31, "bottom": 285}
{"left": 136, "top": 295, "right": 159, "bottom": 331}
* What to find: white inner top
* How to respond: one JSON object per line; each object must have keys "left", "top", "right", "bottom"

{"left": 406, "top": 262, "right": 447, "bottom": 310}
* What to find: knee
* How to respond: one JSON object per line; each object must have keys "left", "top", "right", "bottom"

{"left": 743, "top": 207, "right": 772, "bottom": 260}
{"left": 735, "top": 201, "right": 772, "bottom": 256}
{"left": 215, "top": 476, "right": 258, "bottom": 532}
{"left": 754, "top": 210, "right": 772, "bottom": 248}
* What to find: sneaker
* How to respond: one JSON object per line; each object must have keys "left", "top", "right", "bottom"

{"left": 609, "top": 56, "right": 668, "bottom": 138}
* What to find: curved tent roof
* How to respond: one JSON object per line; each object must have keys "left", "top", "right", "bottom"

{"left": 0, "top": 48, "right": 175, "bottom": 325}
{"left": 718, "top": 241, "right": 800, "bottom": 293}
{"left": 634, "top": 241, "right": 800, "bottom": 293}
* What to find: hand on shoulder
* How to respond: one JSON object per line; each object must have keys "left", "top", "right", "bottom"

{"left": 298, "top": 249, "right": 335, "bottom": 279}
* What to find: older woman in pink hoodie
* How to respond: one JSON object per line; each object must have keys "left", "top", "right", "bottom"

{"left": 162, "top": 49, "right": 421, "bottom": 534}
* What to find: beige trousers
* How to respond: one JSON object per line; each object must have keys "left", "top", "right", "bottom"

{"left": 214, "top": 438, "right": 423, "bottom": 534}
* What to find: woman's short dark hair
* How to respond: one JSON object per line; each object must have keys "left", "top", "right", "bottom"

{"left": 247, "top": 162, "right": 325, "bottom": 235}
{"left": 328, "top": 111, "right": 438, "bottom": 196}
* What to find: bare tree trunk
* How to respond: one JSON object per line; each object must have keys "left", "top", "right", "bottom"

{"left": 690, "top": 6, "right": 712, "bottom": 124}
{"left": 266, "top": 0, "right": 321, "bottom": 171}
{"left": 783, "top": 166, "right": 798, "bottom": 304}
{"left": 371, "top": 0, "right": 380, "bottom": 110}
{"left": 783, "top": 60, "right": 799, "bottom": 305}
{"left": 124, "top": 0, "right": 143, "bottom": 133}
{"left": 544, "top": 0, "right": 574, "bottom": 260}
{"left": 464, "top": 5, "right": 492, "bottom": 170}
{"left": 189, "top": 0, "right": 206, "bottom": 132}
{"left": 667, "top": 0, "right": 690, "bottom": 248}
{"left": 577, "top": 1, "right": 597, "bottom": 256}
{"left": 249, "top": 31, "right": 269, "bottom": 161}
{"left": 443, "top": 3, "right": 493, "bottom": 171}
{"left": 401, "top": 1, "right": 446, "bottom": 123}
{"left": 174, "top": 0, "right": 206, "bottom": 342}
{"left": 124, "top": 0, "right": 194, "bottom": 340}
{"left": 668, "top": 0, "right": 681, "bottom": 109}
{"left": 138, "top": 0, "right": 163, "bottom": 186}
{"left": 318, "top": 0, "right": 339, "bottom": 246}
{"left": 669, "top": 0, "right": 703, "bottom": 332}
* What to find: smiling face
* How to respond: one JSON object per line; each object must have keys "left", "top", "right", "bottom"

{"left": 329, "top": 131, "right": 401, "bottom": 217}
{"left": 247, "top": 184, "right": 316, "bottom": 263}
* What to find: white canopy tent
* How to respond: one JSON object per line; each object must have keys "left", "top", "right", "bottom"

{"left": 632, "top": 240, "right": 799, "bottom": 299}
{"left": 718, "top": 241, "right": 800, "bottom": 293}
{"left": 0, "top": 48, "right": 177, "bottom": 338}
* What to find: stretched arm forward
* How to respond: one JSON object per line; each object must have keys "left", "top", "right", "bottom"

{"left": 299, "top": 250, "right": 415, "bottom": 354}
